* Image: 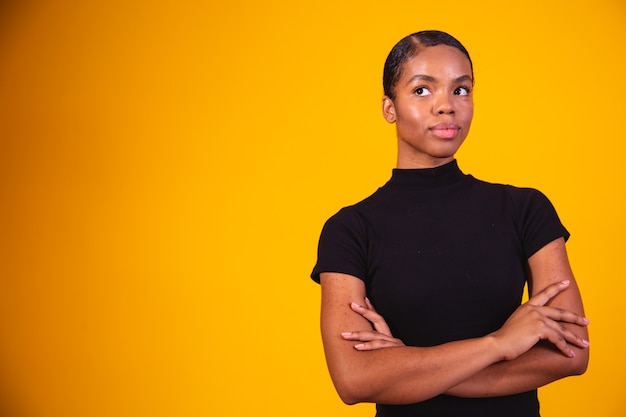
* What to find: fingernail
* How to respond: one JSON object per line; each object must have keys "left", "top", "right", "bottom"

{"left": 341, "top": 332, "right": 352, "bottom": 337}
{"left": 351, "top": 302, "right": 362, "bottom": 308}
{"left": 354, "top": 344, "right": 365, "bottom": 350}
{"left": 561, "top": 280, "right": 571, "bottom": 285}
{"left": 569, "top": 350, "right": 576, "bottom": 358}
{"left": 582, "top": 317, "right": 590, "bottom": 325}
{"left": 582, "top": 339, "right": 590, "bottom": 347}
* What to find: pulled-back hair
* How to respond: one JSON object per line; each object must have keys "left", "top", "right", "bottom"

{"left": 383, "top": 30, "right": 473, "bottom": 100}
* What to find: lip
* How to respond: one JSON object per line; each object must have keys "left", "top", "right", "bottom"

{"left": 429, "top": 123, "right": 460, "bottom": 139}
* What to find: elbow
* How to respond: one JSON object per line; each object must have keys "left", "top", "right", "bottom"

{"left": 338, "top": 391, "right": 360, "bottom": 406}
{"left": 564, "top": 348, "right": 589, "bottom": 377}
{"left": 572, "top": 350, "right": 589, "bottom": 376}
{"left": 331, "top": 373, "right": 375, "bottom": 405}
{"left": 334, "top": 380, "right": 365, "bottom": 405}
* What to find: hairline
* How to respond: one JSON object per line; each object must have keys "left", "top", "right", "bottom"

{"left": 383, "top": 31, "right": 474, "bottom": 100}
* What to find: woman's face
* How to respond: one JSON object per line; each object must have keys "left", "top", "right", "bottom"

{"left": 382, "top": 44, "right": 474, "bottom": 169}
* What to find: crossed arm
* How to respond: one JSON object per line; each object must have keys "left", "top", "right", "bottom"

{"left": 319, "top": 238, "right": 589, "bottom": 405}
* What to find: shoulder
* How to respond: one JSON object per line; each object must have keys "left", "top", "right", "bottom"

{"left": 499, "top": 184, "right": 569, "bottom": 257}
{"left": 467, "top": 176, "right": 552, "bottom": 206}
{"left": 322, "top": 205, "right": 365, "bottom": 233}
{"left": 323, "top": 182, "right": 393, "bottom": 227}
{"left": 500, "top": 184, "right": 558, "bottom": 216}
{"left": 313, "top": 202, "right": 380, "bottom": 284}
{"left": 502, "top": 183, "right": 550, "bottom": 200}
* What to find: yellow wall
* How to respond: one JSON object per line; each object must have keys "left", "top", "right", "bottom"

{"left": 0, "top": 1, "right": 624, "bottom": 416}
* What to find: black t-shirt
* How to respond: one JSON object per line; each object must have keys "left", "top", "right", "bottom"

{"left": 311, "top": 160, "right": 569, "bottom": 417}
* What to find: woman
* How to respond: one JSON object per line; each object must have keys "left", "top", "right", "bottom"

{"left": 310, "top": 31, "right": 589, "bottom": 417}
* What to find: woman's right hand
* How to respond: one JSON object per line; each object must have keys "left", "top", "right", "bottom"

{"left": 490, "top": 280, "right": 590, "bottom": 361}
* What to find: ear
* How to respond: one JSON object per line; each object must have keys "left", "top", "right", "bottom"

{"left": 382, "top": 95, "right": 396, "bottom": 123}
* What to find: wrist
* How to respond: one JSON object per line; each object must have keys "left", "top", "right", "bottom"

{"left": 483, "top": 334, "right": 507, "bottom": 362}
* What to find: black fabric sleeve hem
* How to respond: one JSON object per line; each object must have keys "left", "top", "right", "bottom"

{"left": 310, "top": 207, "right": 369, "bottom": 284}
{"left": 506, "top": 186, "right": 570, "bottom": 259}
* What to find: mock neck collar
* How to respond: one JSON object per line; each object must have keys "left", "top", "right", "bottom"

{"left": 389, "top": 159, "right": 466, "bottom": 187}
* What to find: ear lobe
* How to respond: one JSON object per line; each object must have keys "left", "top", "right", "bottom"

{"left": 382, "top": 96, "right": 396, "bottom": 123}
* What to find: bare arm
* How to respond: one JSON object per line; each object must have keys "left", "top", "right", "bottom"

{"left": 319, "top": 266, "right": 588, "bottom": 405}
{"left": 445, "top": 237, "right": 589, "bottom": 397}
{"left": 321, "top": 272, "right": 502, "bottom": 405}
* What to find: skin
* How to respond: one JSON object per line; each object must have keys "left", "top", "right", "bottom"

{"left": 382, "top": 44, "right": 474, "bottom": 169}
{"left": 319, "top": 44, "right": 589, "bottom": 405}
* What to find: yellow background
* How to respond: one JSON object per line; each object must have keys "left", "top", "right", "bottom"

{"left": 0, "top": 1, "right": 624, "bottom": 416}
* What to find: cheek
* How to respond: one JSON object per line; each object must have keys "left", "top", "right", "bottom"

{"left": 461, "top": 103, "right": 474, "bottom": 124}
{"left": 397, "top": 105, "right": 427, "bottom": 124}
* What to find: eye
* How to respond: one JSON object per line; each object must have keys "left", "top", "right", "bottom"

{"left": 454, "top": 86, "right": 471, "bottom": 96}
{"left": 413, "top": 86, "right": 431, "bottom": 97}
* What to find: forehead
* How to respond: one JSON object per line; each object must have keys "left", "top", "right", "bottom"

{"left": 400, "top": 44, "right": 472, "bottom": 81}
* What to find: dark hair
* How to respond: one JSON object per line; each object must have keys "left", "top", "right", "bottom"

{"left": 383, "top": 30, "right": 473, "bottom": 100}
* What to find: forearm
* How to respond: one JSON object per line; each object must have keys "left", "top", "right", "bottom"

{"left": 446, "top": 239, "right": 590, "bottom": 399}
{"left": 444, "top": 239, "right": 587, "bottom": 398}
{"left": 321, "top": 270, "right": 589, "bottom": 405}
{"left": 320, "top": 273, "right": 509, "bottom": 405}
{"left": 446, "top": 340, "right": 589, "bottom": 398}
{"left": 326, "top": 334, "right": 503, "bottom": 405}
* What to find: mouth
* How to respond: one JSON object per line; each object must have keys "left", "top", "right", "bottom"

{"left": 430, "top": 123, "right": 460, "bottom": 139}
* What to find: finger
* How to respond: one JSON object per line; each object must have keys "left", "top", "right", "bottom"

{"left": 536, "top": 305, "right": 590, "bottom": 327}
{"left": 353, "top": 338, "right": 404, "bottom": 351}
{"left": 365, "top": 297, "right": 394, "bottom": 335}
{"left": 560, "top": 328, "right": 591, "bottom": 350}
{"left": 341, "top": 330, "right": 397, "bottom": 343}
{"left": 351, "top": 302, "right": 393, "bottom": 336}
{"left": 543, "top": 330, "right": 574, "bottom": 358}
{"left": 527, "top": 280, "right": 571, "bottom": 307}
{"left": 540, "top": 317, "right": 591, "bottom": 350}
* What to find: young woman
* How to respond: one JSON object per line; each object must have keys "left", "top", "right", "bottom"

{"left": 311, "top": 31, "right": 589, "bottom": 417}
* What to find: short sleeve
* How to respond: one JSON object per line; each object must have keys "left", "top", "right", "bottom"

{"left": 310, "top": 207, "right": 369, "bottom": 283}
{"left": 507, "top": 187, "right": 570, "bottom": 258}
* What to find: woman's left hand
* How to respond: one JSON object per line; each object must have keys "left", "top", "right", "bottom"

{"left": 341, "top": 298, "right": 406, "bottom": 350}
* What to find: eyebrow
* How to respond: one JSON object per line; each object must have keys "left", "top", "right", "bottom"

{"left": 406, "top": 74, "right": 473, "bottom": 86}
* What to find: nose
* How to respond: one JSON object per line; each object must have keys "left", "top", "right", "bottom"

{"left": 434, "top": 93, "right": 454, "bottom": 115}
